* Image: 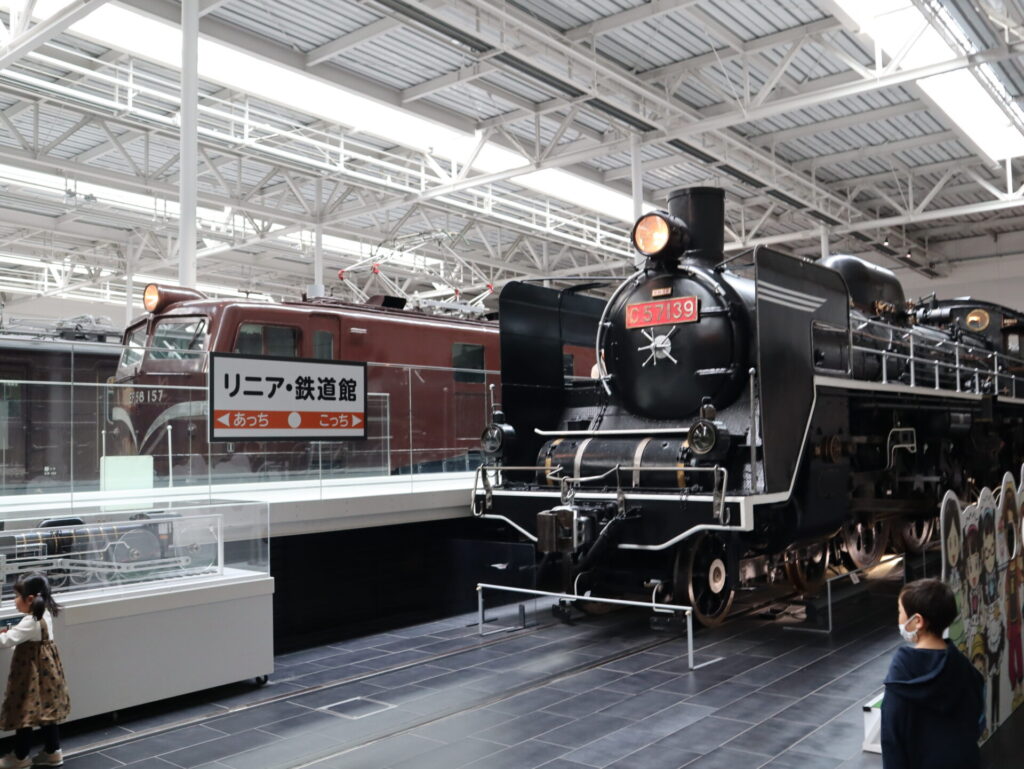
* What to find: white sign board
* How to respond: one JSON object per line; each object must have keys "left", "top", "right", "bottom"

{"left": 209, "top": 353, "right": 366, "bottom": 441}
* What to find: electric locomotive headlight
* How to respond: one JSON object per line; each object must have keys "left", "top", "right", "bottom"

{"left": 141, "top": 284, "right": 208, "bottom": 313}
{"left": 631, "top": 211, "right": 689, "bottom": 259}
{"left": 688, "top": 419, "right": 718, "bottom": 456}
{"left": 481, "top": 422, "right": 515, "bottom": 458}
{"left": 143, "top": 284, "right": 161, "bottom": 313}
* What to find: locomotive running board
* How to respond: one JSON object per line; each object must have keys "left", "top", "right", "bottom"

{"left": 814, "top": 375, "right": 983, "bottom": 400}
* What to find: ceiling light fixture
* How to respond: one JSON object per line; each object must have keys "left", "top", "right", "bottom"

{"left": 2, "top": 1, "right": 652, "bottom": 223}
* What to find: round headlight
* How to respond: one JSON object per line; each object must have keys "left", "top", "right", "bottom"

{"left": 143, "top": 284, "right": 161, "bottom": 313}
{"left": 689, "top": 419, "right": 717, "bottom": 456}
{"left": 633, "top": 215, "right": 671, "bottom": 255}
{"left": 631, "top": 211, "right": 689, "bottom": 259}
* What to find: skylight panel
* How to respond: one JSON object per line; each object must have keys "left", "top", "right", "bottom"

{"left": 834, "top": 0, "right": 1024, "bottom": 162}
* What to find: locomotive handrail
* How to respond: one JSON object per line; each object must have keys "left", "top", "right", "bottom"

{"left": 595, "top": 269, "right": 646, "bottom": 396}
{"left": 847, "top": 311, "right": 1024, "bottom": 397}
{"left": 852, "top": 343, "right": 988, "bottom": 394}
{"left": 858, "top": 316, "right": 1024, "bottom": 371}
{"left": 474, "top": 462, "right": 729, "bottom": 525}
{"left": 534, "top": 427, "right": 690, "bottom": 437}
{"left": 548, "top": 466, "right": 617, "bottom": 484}
{"left": 474, "top": 463, "right": 725, "bottom": 486}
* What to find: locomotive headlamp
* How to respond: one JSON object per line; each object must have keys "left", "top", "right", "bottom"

{"left": 481, "top": 421, "right": 515, "bottom": 457}
{"left": 688, "top": 419, "right": 718, "bottom": 456}
{"left": 631, "top": 211, "right": 688, "bottom": 258}
{"left": 143, "top": 284, "right": 161, "bottom": 313}
{"left": 142, "top": 284, "right": 208, "bottom": 314}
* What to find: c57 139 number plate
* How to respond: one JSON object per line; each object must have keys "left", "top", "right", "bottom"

{"left": 625, "top": 296, "right": 699, "bottom": 329}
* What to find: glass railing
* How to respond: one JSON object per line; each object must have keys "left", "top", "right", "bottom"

{"left": 0, "top": 499, "right": 270, "bottom": 596}
{"left": 0, "top": 339, "right": 498, "bottom": 505}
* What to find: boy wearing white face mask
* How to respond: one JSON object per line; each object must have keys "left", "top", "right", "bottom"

{"left": 881, "top": 578, "right": 985, "bottom": 769}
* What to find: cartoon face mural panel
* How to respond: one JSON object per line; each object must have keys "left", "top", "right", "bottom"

{"left": 942, "top": 470, "right": 1024, "bottom": 740}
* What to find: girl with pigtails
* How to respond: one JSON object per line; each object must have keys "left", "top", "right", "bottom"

{"left": 0, "top": 574, "right": 70, "bottom": 768}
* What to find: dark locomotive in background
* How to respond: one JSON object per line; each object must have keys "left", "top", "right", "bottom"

{"left": 475, "top": 186, "right": 1024, "bottom": 625}
{"left": 0, "top": 321, "right": 121, "bottom": 493}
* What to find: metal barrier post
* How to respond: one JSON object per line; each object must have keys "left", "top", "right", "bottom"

{"left": 686, "top": 610, "right": 694, "bottom": 670}
{"left": 477, "top": 585, "right": 485, "bottom": 635}
{"left": 166, "top": 424, "right": 173, "bottom": 488}
{"left": 909, "top": 337, "right": 915, "bottom": 387}
{"left": 826, "top": 579, "right": 833, "bottom": 634}
{"left": 786, "top": 554, "right": 904, "bottom": 635}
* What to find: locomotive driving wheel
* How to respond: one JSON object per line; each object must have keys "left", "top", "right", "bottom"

{"left": 892, "top": 517, "right": 935, "bottom": 555}
{"left": 675, "top": 532, "right": 734, "bottom": 627}
{"left": 784, "top": 541, "right": 831, "bottom": 596}
{"left": 840, "top": 519, "right": 891, "bottom": 570}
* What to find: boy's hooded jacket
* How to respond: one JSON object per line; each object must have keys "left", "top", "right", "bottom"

{"left": 881, "top": 640, "right": 984, "bottom": 769}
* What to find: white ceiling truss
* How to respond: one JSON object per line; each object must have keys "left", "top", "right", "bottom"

{"left": 0, "top": 0, "right": 1023, "bottom": 316}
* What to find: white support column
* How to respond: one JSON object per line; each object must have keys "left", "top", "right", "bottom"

{"left": 631, "top": 132, "right": 643, "bottom": 267}
{"left": 820, "top": 225, "right": 829, "bottom": 260}
{"left": 178, "top": 0, "right": 198, "bottom": 288}
{"left": 124, "top": 238, "right": 139, "bottom": 326}
{"left": 309, "top": 177, "right": 325, "bottom": 298}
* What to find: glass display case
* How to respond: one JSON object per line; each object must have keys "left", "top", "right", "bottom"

{"left": 0, "top": 499, "right": 272, "bottom": 727}
{"left": 0, "top": 499, "right": 268, "bottom": 600}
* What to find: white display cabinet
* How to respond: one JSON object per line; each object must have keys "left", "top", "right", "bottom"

{"left": 0, "top": 499, "right": 273, "bottom": 726}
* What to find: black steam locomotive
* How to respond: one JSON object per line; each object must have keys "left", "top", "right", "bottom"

{"left": 474, "top": 186, "right": 1024, "bottom": 625}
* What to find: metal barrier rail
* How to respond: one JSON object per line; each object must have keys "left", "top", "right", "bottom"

{"left": 785, "top": 554, "right": 905, "bottom": 635}
{"left": 475, "top": 582, "right": 720, "bottom": 671}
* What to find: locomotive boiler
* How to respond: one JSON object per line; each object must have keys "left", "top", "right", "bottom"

{"left": 474, "top": 186, "right": 1024, "bottom": 625}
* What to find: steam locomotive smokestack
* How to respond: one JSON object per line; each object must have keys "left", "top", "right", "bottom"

{"left": 667, "top": 187, "right": 724, "bottom": 266}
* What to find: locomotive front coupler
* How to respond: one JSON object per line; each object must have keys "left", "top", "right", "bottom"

{"left": 535, "top": 500, "right": 630, "bottom": 558}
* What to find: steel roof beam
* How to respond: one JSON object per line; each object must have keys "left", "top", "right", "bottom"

{"left": 657, "top": 45, "right": 1024, "bottom": 141}
{"left": 199, "top": 0, "right": 231, "bottom": 16}
{"left": 304, "top": 0, "right": 445, "bottom": 68}
{"left": 638, "top": 17, "right": 844, "bottom": 85}
{"left": 0, "top": 0, "right": 109, "bottom": 71}
{"left": 751, "top": 100, "right": 925, "bottom": 145}
{"left": 731, "top": 195, "right": 1024, "bottom": 250}
{"left": 564, "top": 0, "right": 701, "bottom": 41}
{"left": 791, "top": 130, "right": 960, "bottom": 172}
{"left": 824, "top": 157, "right": 985, "bottom": 191}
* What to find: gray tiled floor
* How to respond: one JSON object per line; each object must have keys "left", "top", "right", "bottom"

{"left": 50, "top": 580, "right": 1024, "bottom": 769}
